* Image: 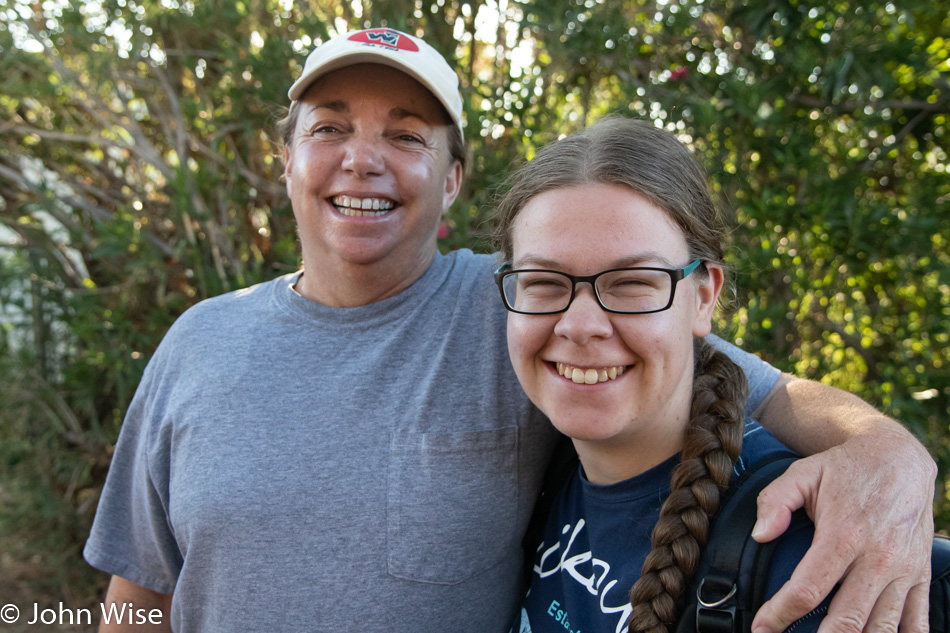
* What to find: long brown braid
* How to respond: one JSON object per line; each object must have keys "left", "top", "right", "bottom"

{"left": 627, "top": 338, "right": 747, "bottom": 633}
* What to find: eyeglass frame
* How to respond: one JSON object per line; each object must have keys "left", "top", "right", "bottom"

{"left": 493, "top": 259, "right": 704, "bottom": 315}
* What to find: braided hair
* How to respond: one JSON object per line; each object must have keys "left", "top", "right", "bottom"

{"left": 627, "top": 338, "right": 746, "bottom": 632}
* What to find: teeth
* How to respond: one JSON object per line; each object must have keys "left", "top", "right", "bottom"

{"left": 340, "top": 207, "right": 389, "bottom": 217}
{"left": 331, "top": 195, "right": 395, "bottom": 216}
{"left": 556, "top": 362, "right": 628, "bottom": 385}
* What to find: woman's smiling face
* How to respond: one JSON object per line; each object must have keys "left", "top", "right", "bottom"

{"left": 506, "top": 183, "right": 722, "bottom": 483}
{"left": 283, "top": 63, "right": 462, "bottom": 304}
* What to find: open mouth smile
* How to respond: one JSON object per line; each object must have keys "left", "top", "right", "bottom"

{"left": 331, "top": 195, "right": 396, "bottom": 217}
{"left": 556, "top": 362, "right": 629, "bottom": 385}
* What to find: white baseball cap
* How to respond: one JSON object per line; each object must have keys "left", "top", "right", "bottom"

{"left": 288, "top": 28, "right": 464, "bottom": 138}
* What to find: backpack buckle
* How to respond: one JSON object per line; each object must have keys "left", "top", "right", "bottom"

{"left": 696, "top": 579, "right": 738, "bottom": 633}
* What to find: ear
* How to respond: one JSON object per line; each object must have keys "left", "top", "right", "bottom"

{"left": 283, "top": 146, "right": 293, "bottom": 191}
{"left": 691, "top": 263, "right": 724, "bottom": 337}
{"left": 441, "top": 159, "right": 463, "bottom": 216}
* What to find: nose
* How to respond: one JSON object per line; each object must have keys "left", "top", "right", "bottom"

{"left": 553, "top": 284, "right": 614, "bottom": 344}
{"left": 341, "top": 133, "right": 385, "bottom": 179}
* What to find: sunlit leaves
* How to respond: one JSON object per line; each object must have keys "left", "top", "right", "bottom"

{"left": 0, "top": 0, "right": 948, "bottom": 604}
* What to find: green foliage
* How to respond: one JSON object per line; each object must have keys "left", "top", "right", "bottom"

{"left": 1, "top": 0, "right": 947, "bottom": 606}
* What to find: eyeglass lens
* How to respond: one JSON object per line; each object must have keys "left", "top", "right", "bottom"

{"left": 501, "top": 269, "right": 674, "bottom": 313}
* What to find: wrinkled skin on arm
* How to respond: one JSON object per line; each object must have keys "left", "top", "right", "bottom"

{"left": 751, "top": 373, "right": 935, "bottom": 633}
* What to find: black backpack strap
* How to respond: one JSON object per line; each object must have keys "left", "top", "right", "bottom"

{"left": 679, "top": 451, "right": 799, "bottom": 633}
{"left": 930, "top": 535, "right": 950, "bottom": 633}
{"left": 680, "top": 453, "right": 950, "bottom": 633}
{"left": 522, "top": 435, "right": 579, "bottom": 585}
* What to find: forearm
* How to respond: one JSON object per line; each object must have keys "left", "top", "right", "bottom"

{"left": 752, "top": 372, "right": 921, "bottom": 456}
{"left": 99, "top": 576, "right": 172, "bottom": 633}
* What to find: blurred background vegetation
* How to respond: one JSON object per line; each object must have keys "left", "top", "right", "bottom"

{"left": 0, "top": 0, "right": 947, "bottom": 615}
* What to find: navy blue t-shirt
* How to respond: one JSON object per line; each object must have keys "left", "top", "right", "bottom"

{"left": 515, "top": 421, "right": 827, "bottom": 633}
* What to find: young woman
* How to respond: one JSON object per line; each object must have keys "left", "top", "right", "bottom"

{"left": 493, "top": 118, "right": 827, "bottom": 633}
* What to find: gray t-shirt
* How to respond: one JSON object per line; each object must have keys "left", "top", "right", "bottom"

{"left": 84, "top": 249, "right": 779, "bottom": 632}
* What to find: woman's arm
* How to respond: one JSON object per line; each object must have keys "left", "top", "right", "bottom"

{"left": 752, "top": 373, "right": 935, "bottom": 633}
{"left": 99, "top": 575, "right": 172, "bottom": 633}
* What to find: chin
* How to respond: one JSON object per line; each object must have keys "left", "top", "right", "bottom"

{"left": 330, "top": 237, "right": 400, "bottom": 266}
{"left": 547, "top": 413, "right": 628, "bottom": 444}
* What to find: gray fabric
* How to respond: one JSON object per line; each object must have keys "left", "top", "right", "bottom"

{"left": 84, "top": 250, "right": 780, "bottom": 633}
{"left": 707, "top": 332, "right": 781, "bottom": 410}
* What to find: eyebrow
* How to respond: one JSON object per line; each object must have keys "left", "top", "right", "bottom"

{"left": 310, "top": 100, "right": 349, "bottom": 113}
{"left": 390, "top": 107, "right": 430, "bottom": 124}
{"left": 513, "top": 252, "right": 679, "bottom": 270}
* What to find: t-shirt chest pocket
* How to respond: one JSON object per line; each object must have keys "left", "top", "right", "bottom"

{"left": 387, "top": 426, "right": 520, "bottom": 585}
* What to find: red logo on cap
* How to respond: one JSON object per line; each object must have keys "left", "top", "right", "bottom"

{"left": 348, "top": 28, "right": 419, "bottom": 52}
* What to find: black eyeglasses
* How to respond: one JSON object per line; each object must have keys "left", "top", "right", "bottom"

{"left": 494, "top": 259, "right": 703, "bottom": 315}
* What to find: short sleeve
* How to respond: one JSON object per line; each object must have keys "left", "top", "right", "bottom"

{"left": 705, "top": 334, "right": 781, "bottom": 416}
{"left": 82, "top": 359, "right": 182, "bottom": 595}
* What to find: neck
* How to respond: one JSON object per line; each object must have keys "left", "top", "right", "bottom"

{"left": 573, "top": 429, "right": 685, "bottom": 485}
{"left": 294, "top": 250, "right": 436, "bottom": 308}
